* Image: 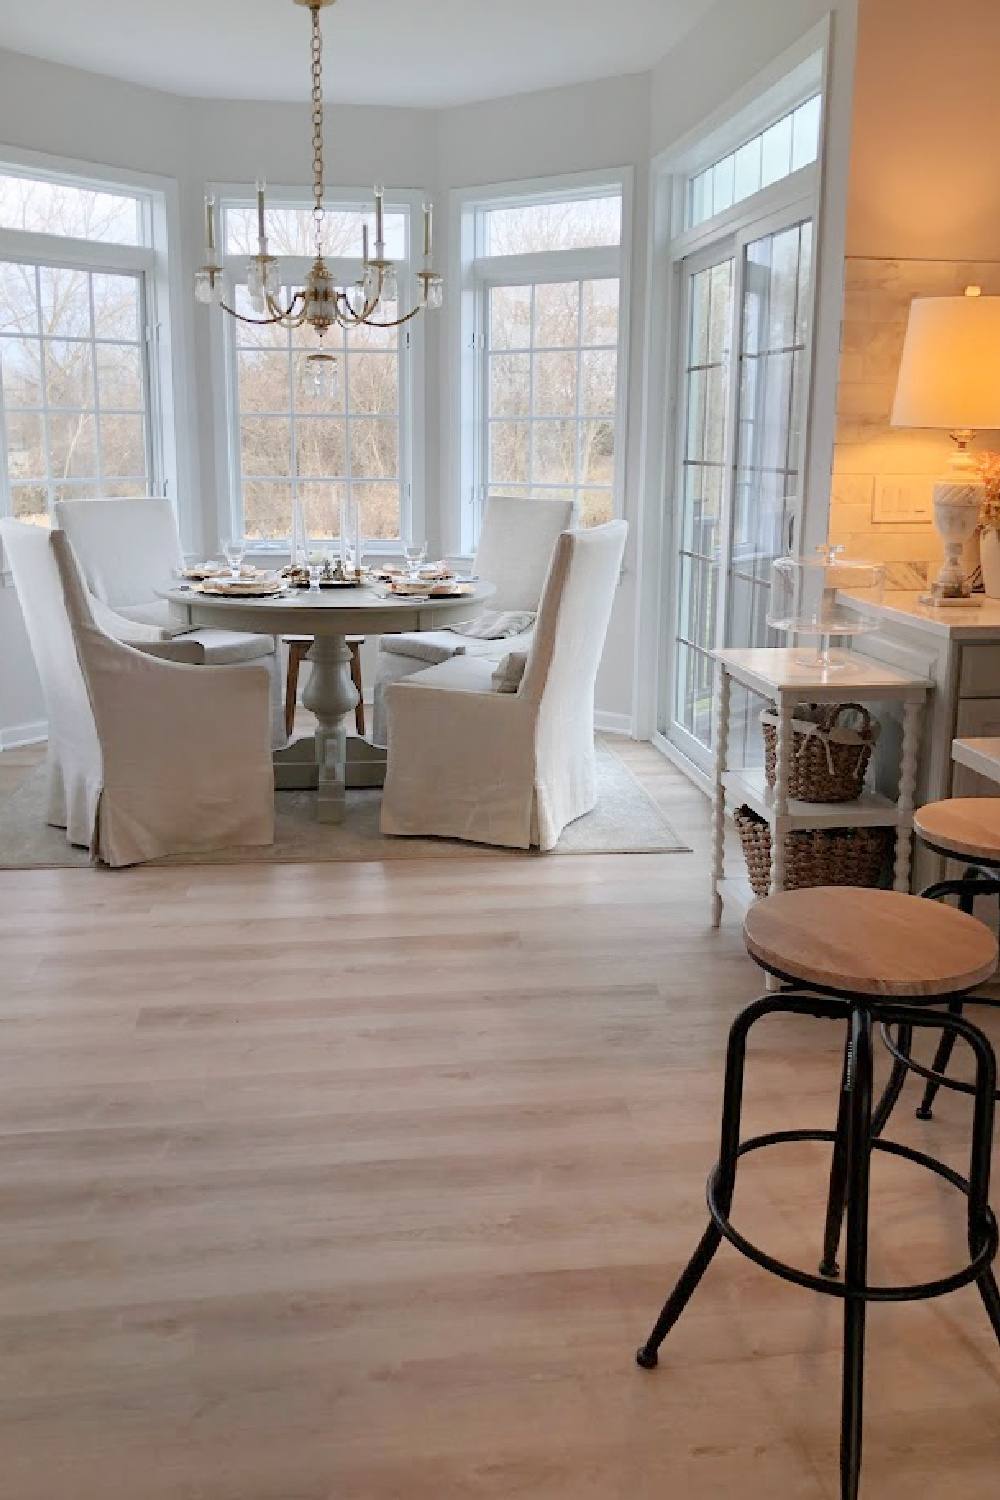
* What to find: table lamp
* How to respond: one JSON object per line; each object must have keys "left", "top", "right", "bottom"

{"left": 891, "top": 285, "right": 1000, "bottom": 604}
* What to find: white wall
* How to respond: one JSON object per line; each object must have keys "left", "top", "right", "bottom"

{"left": 0, "top": 1, "right": 858, "bottom": 745}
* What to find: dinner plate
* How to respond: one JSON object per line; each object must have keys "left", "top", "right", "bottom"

{"left": 194, "top": 580, "right": 285, "bottom": 598}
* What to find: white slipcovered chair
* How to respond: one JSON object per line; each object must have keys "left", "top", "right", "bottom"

{"left": 1, "top": 520, "right": 274, "bottom": 867}
{"left": 371, "top": 495, "right": 576, "bottom": 746}
{"left": 54, "top": 497, "right": 287, "bottom": 748}
{"left": 380, "top": 519, "right": 627, "bottom": 851}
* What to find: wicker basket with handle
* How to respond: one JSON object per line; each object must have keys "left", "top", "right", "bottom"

{"left": 734, "top": 804, "right": 893, "bottom": 899}
{"left": 761, "top": 702, "right": 880, "bottom": 803}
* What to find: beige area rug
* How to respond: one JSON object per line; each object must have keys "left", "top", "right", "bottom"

{"left": 0, "top": 742, "right": 689, "bottom": 869}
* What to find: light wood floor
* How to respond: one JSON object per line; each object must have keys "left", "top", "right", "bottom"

{"left": 1, "top": 740, "right": 999, "bottom": 1498}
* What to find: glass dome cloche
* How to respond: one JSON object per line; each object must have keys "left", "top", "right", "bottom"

{"left": 767, "top": 545, "right": 886, "bottom": 673}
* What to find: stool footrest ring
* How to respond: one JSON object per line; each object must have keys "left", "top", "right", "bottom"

{"left": 707, "top": 1128, "right": 998, "bottom": 1302}
{"left": 880, "top": 1021, "right": 1000, "bottom": 1101}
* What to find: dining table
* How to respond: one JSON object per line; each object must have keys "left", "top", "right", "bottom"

{"left": 162, "top": 578, "right": 495, "bottom": 823}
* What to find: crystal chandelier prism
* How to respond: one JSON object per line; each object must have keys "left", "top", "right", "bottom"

{"left": 194, "top": 0, "right": 443, "bottom": 399}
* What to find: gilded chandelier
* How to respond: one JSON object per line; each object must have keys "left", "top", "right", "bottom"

{"left": 193, "top": 0, "right": 443, "bottom": 398}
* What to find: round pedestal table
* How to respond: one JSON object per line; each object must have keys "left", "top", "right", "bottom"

{"left": 162, "top": 582, "right": 494, "bottom": 823}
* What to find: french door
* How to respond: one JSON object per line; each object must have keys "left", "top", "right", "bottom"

{"left": 665, "top": 209, "right": 814, "bottom": 771}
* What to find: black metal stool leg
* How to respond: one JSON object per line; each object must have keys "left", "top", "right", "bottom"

{"left": 870, "top": 1023, "right": 912, "bottom": 1138}
{"left": 914, "top": 880, "right": 976, "bottom": 1122}
{"left": 955, "top": 1010, "right": 1000, "bottom": 1349}
{"left": 820, "top": 1030, "right": 851, "bottom": 1279}
{"left": 840, "top": 1005, "right": 874, "bottom": 1500}
{"left": 636, "top": 995, "right": 771, "bottom": 1370}
{"left": 915, "top": 999, "right": 964, "bottom": 1120}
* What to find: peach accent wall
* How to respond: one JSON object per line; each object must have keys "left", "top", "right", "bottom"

{"left": 847, "top": 0, "right": 1000, "bottom": 261}
{"left": 828, "top": 0, "right": 1000, "bottom": 578}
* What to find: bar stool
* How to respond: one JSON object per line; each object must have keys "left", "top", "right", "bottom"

{"left": 636, "top": 887, "right": 1000, "bottom": 1500}
{"left": 875, "top": 799, "right": 1000, "bottom": 1129}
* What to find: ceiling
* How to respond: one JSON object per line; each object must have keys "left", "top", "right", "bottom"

{"left": 0, "top": 0, "right": 715, "bottom": 108}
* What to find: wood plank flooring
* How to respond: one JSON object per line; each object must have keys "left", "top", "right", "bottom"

{"left": 0, "top": 740, "right": 999, "bottom": 1498}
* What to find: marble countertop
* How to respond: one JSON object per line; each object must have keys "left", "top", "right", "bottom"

{"left": 838, "top": 590, "right": 1000, "bottom": 639}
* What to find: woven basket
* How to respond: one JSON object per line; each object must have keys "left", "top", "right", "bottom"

{"left": 734, "top": 804, "right": 893, "bottom": 899}
{"left": 761, "top": 702, "right": 879, "bottom": 803}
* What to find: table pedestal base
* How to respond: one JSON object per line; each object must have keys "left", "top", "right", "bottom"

{"left": 273, "top": 736, "right": 386, "bottom": 794}
{"left": 271, "top": 635, "right": 386, "bottom": 821}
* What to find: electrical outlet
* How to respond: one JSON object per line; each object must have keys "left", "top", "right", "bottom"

{"left": 872, "top": 476, "right": 935, "bottom": 524}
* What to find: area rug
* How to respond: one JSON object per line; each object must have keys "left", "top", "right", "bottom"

{"left": 0, "top": 742, "right": 689, "bottom": 868}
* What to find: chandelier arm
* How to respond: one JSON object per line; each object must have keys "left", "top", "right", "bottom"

{"left": 218, "top": 299, "right": 291, "bottom": 328}
{"left": 265, "top": 289, "right": 307, "bottom": 322}
{"left": 360, "top": 304, "right": 425, "bottom": 330}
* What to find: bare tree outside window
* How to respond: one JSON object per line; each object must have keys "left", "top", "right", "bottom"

{"left": 476, "top": 190, "right": 624, "bottom": 528}
{"left": 232, "top": 280, "right": 401, "bottom": 543}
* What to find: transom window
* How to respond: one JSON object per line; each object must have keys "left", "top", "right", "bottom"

{"left": 687, "top": 94, "right": 821, "bottom": 229}
{"left": 220, "top": 194, "right": 413, "bottom": 547}
{"left": 460, "top": 176, "right": 629, "bottom": 547}
{"left": 0, "top": 166, "right": 157, "bottom": 525}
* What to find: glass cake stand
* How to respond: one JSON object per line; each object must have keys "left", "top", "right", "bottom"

{"left": 767, "top": 545, "right": 886, "bottom": 677}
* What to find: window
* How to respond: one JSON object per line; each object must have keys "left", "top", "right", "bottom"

{"left": 458, "top": 175, "right": 630, "bottom": 548}
{"left": 0, "top": 164, "right": 160, "bottom": 525}
{"left": 220, "top": 195, "right": 415, "bottom": 548}
{"left": 688, "top": 94, "right": 821, "bottom": 229}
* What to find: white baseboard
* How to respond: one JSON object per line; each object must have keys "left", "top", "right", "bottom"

{"left": 651, "top": 730, "right": 713, "bottom": 797}
{"left": 595, "top": 710, "right": 635, "bottom": 737}
{"left": 0, "top": 719, "right": 47, "bottom": 750}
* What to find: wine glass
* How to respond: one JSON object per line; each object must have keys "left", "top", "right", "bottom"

{"left": 222, "top": 536, "right": 246, "bottom": 581}
{"left": 403, "top": 539, "right": 427, "bottom": 578}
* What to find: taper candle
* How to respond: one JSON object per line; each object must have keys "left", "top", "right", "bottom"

{"left": 422, "top": 202, "right": 432, "bottom": 259}
{"left": 256, "top": 180, "right": 266, "bottom": 249}
{"left": 205, "top": 196, "right": 217, "bottom": 257}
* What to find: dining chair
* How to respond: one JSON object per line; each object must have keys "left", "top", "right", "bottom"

{"left": 54, "top": 497, "right": 287, "bottom": 748}
{"left": 380, "top": 520, "right": 626, "bottom": 849}
{"left": 1, "top": 520, "right": 274, "bottom": 866}
{"left": 370, "top": 495, "right": 576, "bottom": 746}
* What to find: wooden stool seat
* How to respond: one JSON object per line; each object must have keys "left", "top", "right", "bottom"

{"left": 744, "top": 887, "right": 998, "bottom": 999}
{"left": 913, "top": 798, "right": 1000, "bottom": 863}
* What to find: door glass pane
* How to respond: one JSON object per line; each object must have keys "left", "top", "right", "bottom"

{"left": 727, "top": 219, "right": 813, "bottom": 768}
{"left": 671, "top": 256, "right": 733, "bottom": 755}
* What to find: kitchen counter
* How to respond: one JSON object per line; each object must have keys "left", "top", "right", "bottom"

{"left": 840, "top": 589, "right": 1000, "bottom": 639}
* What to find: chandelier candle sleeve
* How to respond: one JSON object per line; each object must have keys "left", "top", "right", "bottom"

{"left": 256, "top": 181, "right": 267, "bottom": 253}
{"left": 422, "top": 203, "right": 432, "bottom": 259}
{"left": 205, "top": 196, "right": 217, "bottom": 257}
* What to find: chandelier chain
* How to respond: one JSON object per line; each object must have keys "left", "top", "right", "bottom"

{"left": 310, "top": 2, "right": 324, "bottom": 259}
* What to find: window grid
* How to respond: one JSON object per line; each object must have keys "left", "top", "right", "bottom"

{"left": 1, "top": 260, "right": 151, "bottom": 523}
{"left": 484, "top": 277, "right": 618, "bottom": 527}
{"left": 687, "top": 94, "right": 821, "bottom": 230}
{"left": 673, "top": 257, "right": 733, "bottom": 749}
{"left": 232, "top": 282, "right": 403, "bottom": 544}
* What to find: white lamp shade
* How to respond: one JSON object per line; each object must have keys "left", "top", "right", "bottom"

{"left": 891, "top": 293, "right": 1000, "bottom": 431}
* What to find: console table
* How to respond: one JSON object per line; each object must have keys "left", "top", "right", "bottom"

{"left": 711, "top": 647, "right": 932, "bottom": 926}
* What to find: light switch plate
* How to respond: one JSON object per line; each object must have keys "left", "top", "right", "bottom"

{"left": 872, "top": 475, "right": 935, "bottom": 524}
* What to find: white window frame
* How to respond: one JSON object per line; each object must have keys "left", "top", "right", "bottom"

{"left": 449, "top": 167, "right": 633, "bottom": 557}
{"left": 633, "top": 19, "right": 831, "bottom": 764}
{"left": 210, "top": 183, "right": 425, "bottom": 558}
{"left": 0, "top": 144, "right": 191, "bottom": 557}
